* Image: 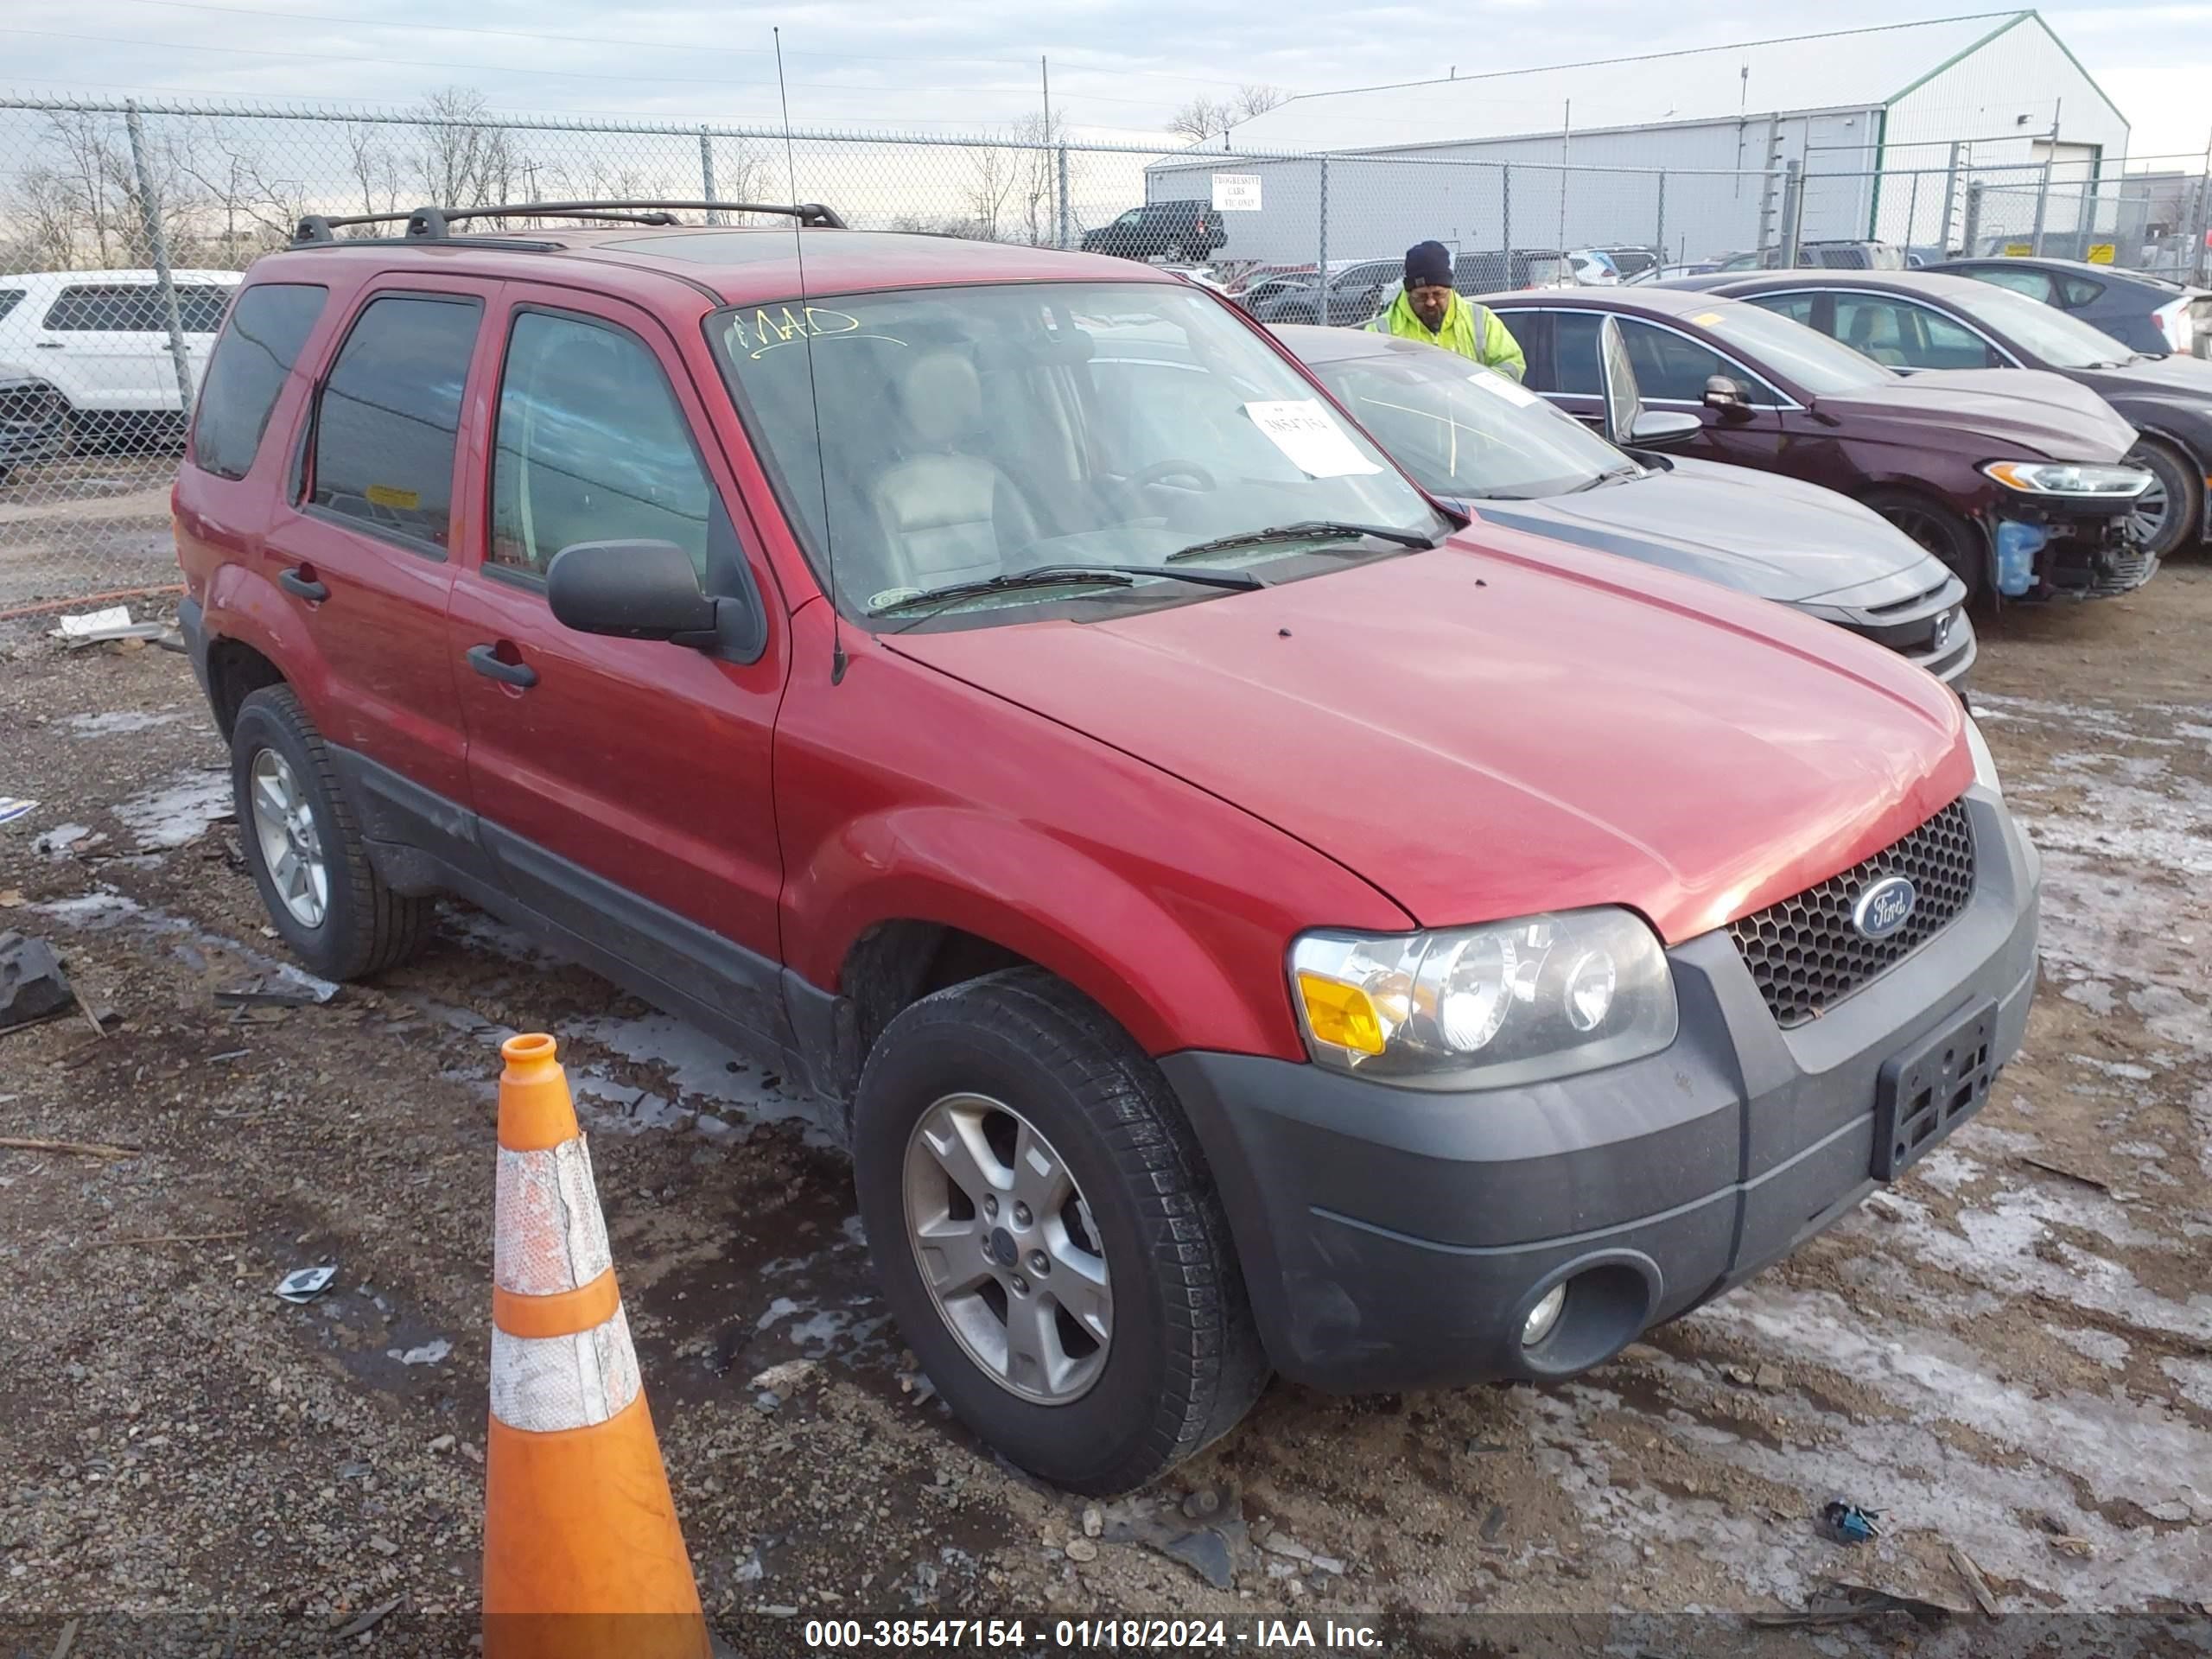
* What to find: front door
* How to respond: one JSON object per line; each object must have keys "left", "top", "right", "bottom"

{"left": 264, "top": 280, "right": 492, "bottom": 833}
{"left": 446, "top": 289, "right": 792, "bottom": 1043}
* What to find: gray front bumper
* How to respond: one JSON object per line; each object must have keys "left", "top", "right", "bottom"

{"left": 1163, "top": 790, "right": 2040, "bottom": 1393}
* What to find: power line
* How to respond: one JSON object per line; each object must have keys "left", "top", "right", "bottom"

{"left": 0, "top": 24, "right": 1202, "bottom": 111}
{"left": 77, "top": 0, "right": 1306, "bottom": 94}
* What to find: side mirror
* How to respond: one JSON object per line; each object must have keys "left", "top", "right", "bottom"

{"left": 1628, "top": 410, "right": 1703, "bottom": 448}
{"left": 547, "top": 539, "right": 719, "bottom": 643}
{"left": 1702, "top": 375, "right": 1751, "bottom": 417}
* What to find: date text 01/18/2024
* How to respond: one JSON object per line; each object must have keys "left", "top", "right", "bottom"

{"left": 800, "top": 1618, "right": 1385, "bottom": 1650}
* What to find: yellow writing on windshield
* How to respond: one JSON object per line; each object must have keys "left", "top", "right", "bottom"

{"left": 728, "top": 305, "right": 884, "bottom": 359}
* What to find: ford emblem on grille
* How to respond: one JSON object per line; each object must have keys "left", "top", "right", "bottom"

{"left": 1852, "top": 875, "right": 1918, "bottom": 940}
{"left": 1932, "top": 609, "right": 1953, "bottom": 650}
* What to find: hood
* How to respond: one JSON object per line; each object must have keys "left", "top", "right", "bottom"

{"left": 883, "top": 530, "right": 1969, "bottom": 944}
{"left": 1461, "top": 458, "right": 1942, "bottom": 605}
{"left": 1813, "top": 367, "right": 2137, "bottom": 461}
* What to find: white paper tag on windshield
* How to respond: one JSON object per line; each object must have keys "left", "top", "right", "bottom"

{"left": 1468, "top": 371, "right": 1541, "bottom": 406}
{"left": 1242, "top": 399, "right": 1381, "bottom": 478}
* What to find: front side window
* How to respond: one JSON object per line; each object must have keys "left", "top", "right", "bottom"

{"left": 1964, "top": 266, "right": 2057, "bottom": 304}
{"left": 1694, "top": 299, "right": 1892, "bottom": 395}
{"left": 0, "top": 290, "right": 24, "bottom": 323}
{"left": 1831, "top": 296, "right": 1997, "bottom": 371}
{"left": 490, "top": 311, "right": 714, "bottom": 580}
{"left": 310, "top": 294, "right": 482, "bottom": 553}
{"left": 1618, "top": 319, "right": 1783, "bottom": 404}
{"left": 1550, "top": 310, "right": 1605, "bottom": 395}
{"left": 710, "top": 282, "right": 1447, "bottom": 626}
{"left": 189, "top": 283, "right": 327, "bottom": 480}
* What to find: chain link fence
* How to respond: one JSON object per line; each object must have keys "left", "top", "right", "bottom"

{"left": 2, "top": 92, "right": 2206, "bottom": 607}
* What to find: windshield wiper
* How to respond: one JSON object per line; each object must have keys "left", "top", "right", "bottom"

{"left": 872, "top": 562, "right": 1261, "bottom": 627}
{"left": 1560, "top": 465, "right": 1643, "bottom": 494}
{"left": 1166, "top": 520, "right": 1436, "bottom": 563}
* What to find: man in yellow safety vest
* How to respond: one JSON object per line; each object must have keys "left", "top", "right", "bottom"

{"left": 1369, "top": 239, "right": 1526, "bottom": 380}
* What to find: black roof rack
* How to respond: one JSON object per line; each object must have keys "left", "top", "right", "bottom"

{"left": 289, "top": 200, "right": 845, "bottom": 249}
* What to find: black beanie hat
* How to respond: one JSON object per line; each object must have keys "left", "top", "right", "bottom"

{"left": 1404, "top": 239, "right": 1452, "bottom": 290}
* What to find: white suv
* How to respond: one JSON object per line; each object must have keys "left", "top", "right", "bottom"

{"left": 0, "top": 270, "right": 240, "bottom": 430}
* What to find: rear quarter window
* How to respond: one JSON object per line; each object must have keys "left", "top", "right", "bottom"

{"left": 0, "top": 290, "right": 22, "bottom": 324}
{"left": 189, "top": 283, "right": 329, "bottom": 481}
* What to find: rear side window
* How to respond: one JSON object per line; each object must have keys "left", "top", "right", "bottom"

{"left": 189, "top": 283, "right": 327, "bottom": 481}
{"left": 1551, "top": 311, "right": 1604, "bottom": 395}
{"left": 2059, "top": 275, "right": 2104, "bottom": 308}
{"left": 488, "top": 310, "right": 713, "bottom": 579}
{"left": 41, "top": 283, "right": 233, "bottom": 333}
{"left": 310, "top": 294, "right": 482, "bottom": 554}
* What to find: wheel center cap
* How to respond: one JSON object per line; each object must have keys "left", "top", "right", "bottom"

{"left": 987, "top": 1226, "right": 1019, "bottom": 1268}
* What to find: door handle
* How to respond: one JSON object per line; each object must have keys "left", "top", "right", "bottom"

{"left": 467, "top": 643, "right": 538, "bottom": 689}
{"left": 35, "top": 340, "right": 64, "bottom": 349}
{"left": 276, "top": 566, "right": 327, "bottom": 601}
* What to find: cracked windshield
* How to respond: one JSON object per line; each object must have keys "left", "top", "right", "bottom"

{"left": 712, "top": 281, "right": 1450, "bottom": 623}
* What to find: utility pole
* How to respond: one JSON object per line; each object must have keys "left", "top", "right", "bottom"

{"left": 1557, "top": 99, "right": 1571, "bottom": 252}
{"left": 1040, "top": 56, "right": 1053, "bottom": 248}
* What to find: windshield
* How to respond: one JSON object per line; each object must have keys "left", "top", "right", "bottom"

{"left": 709, "top": 282, "right": 1446, "bottom": 626}
{"left": 1307, "top": 343, "right": 1630, "bottom": 499}
{"left": 1945, "top": 281, "right": 2139, "bottom": 367}
{"left": 1699, "top": 300, "right": 1895, "bottom": 393}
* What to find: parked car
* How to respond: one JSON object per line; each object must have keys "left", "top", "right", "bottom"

{"left": 1566, "top": 249, "right": 1623, "bottom": 285}
{"left": 0, "top": 269, "right": 239, "bottom": 439}
{"left": 1592, "top": 245, "right": 1659, "bottom": 280}
{"left": 1801, "top": 240, "right": 1907, "bottom": 271}
{"left": 175, "top": 205, "right": 2039, "bottom": 1494}
{"left": 1471, "top": 286, "right": 2152, "bottom": 601}
{"left": 1078, "top": 199, "right": 1224, "bottom": 263}
{"left": 0, "top": 362, "right": 72, "bottom": 483}
{"left": 1674, "top": 270, "right": 2212, "bottom": 558}
{"left": 1932, "top": 256, "right": 2211, "bottom": 361}
{"left": 1249, "top": 258, "right": 1401, "bottom": 325}
{"left": 1455, "top": 248, "right": 1571, "bottom": 291}
{"left": 1277, "top": 323, "right": 1975, "bottom": 688}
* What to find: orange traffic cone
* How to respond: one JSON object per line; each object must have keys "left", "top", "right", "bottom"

{"left": 481, "top": 1033, "right": 709, "bottom": 1659}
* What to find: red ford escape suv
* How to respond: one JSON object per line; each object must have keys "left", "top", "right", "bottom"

{"left": 172, "top": 202, "right": 2040, "bottom": 1495}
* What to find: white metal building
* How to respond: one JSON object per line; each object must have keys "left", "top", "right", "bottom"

{"left": 1146, "top": 10, "right": 2130, "bottom": 268}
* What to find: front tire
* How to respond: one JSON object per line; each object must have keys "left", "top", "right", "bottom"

{"left": 853, "top": 969, "right": 1268, "bottom": 1494}
{"left": 231, "top": 684, "right": 430, "bottom": 981}
{"left": 2124, "top": 439, "right": 2201, "bottom": 559}
{"left": 1865, "top": 489, "right": 1988, "bottom": 604}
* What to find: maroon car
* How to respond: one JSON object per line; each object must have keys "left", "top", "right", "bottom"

{"left": 1477, "top": 288, "right": 2153, "bottom": 603}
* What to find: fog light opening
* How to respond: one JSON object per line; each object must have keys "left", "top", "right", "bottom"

{"left": 1521, "top": 1283, "right": 1567, "bottom": 1347}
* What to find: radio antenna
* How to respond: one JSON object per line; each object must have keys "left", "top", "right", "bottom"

{"left": 775, "top": 26, "right": 845, "bottom": 684}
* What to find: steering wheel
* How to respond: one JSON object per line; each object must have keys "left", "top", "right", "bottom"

{"left": 1127, "top": 459, "right": 1219, "bottom": 493}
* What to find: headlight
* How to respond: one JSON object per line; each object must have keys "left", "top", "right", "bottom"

{"left": 1964, "top": 715, "right": 2003, "bottom": 798}
{"left": 1289, "top": 907, "right": 1678, "bottom": 1088}
{"left": 1981, "top": 460, "right": 2152, "bottom": 498}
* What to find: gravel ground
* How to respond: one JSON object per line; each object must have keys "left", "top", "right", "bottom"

{"left": 1, "top": 570, "right": 2209, "bottom": 1657}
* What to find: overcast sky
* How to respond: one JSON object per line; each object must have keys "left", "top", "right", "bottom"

{"left": 7, "top": 0, "right": 2210, "bottom": 160}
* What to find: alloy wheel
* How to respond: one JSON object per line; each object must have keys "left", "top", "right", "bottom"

{"left": 248, "top": 748, "right": 328, "bottom": 929}
{"left": 902, "top": 1092, "right": 1112, "bottom": 1405}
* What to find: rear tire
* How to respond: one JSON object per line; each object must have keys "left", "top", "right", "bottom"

{"left": 2124, "top": 439, "right": 2201, "bottom": 558}
{"left": 1865, "top": 489, "right": 1987, "bottom": 604}
{"left": 852, "top": 968, "right": 1268, "bottom": 1494}
{"left": 230, "top": 684, "right": 431, "bottom": 981}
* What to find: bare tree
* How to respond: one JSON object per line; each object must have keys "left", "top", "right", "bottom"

{"left": 1012, "top": 111, "right": 1070, "bottom": 246}
{"left": 1166, "top": 84, "right": 1288, "bottom": 143}
{"left": 412, "top": 86, "right": 518, "bottom": 208}
{"left": 966, "top": 143, "right": 1015, "bottom": 241}
{"left": 343, "top": 123, "right": 407, "bottom": 222}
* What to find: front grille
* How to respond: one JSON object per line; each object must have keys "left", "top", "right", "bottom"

{"left": 1729, "top": 800, "right": 1975, "bottom": 1029}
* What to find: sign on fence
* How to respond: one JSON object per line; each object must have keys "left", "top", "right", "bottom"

{"left": 2086, "top": 243, "right": 2116, "bottom": 264}
{"left": 1211, "top": 174, "right": 1262, "bottom": 213}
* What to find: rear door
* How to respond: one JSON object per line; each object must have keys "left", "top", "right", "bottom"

{"left": 264, "top": 277, "right": 491, "bottom": 840}
{"left": 445, "top": 287, "right": 792, "bottom": 1041}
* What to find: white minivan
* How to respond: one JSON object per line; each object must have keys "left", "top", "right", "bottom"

{"left": 0, "top": 270, "right": 240, "bottom": 429}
